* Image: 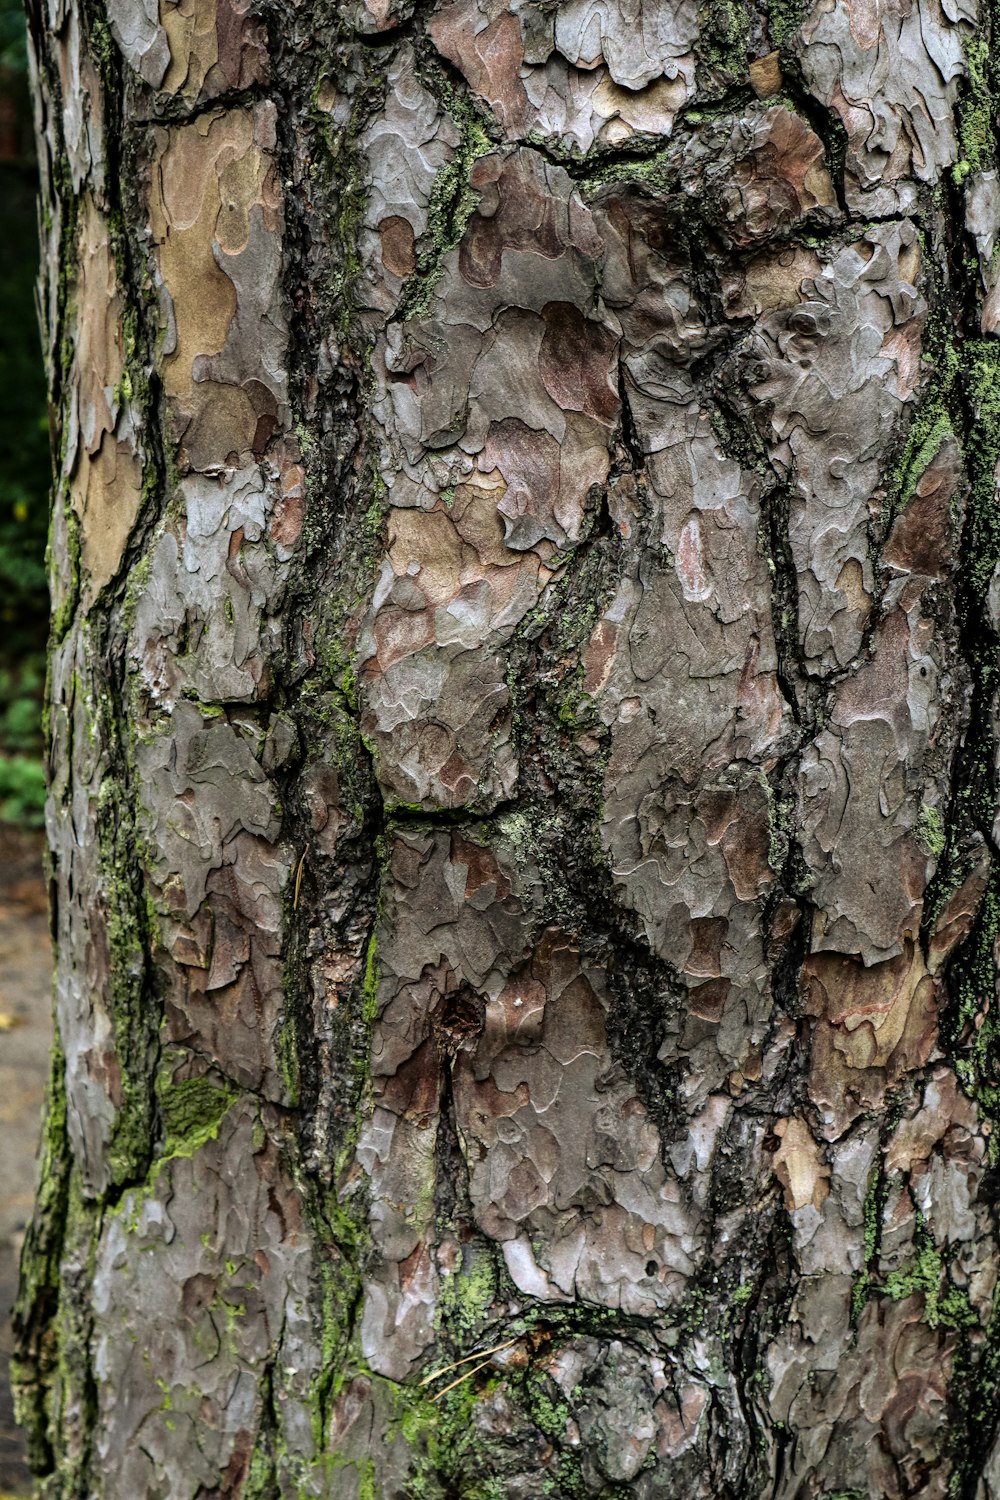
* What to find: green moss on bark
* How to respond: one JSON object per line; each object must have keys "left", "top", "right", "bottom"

{"left": 96, "top": 767, "right": 159, "bottom": 1186}
{"left": 14, "top": 1164, "right": 101, "bottom": 1498}
{"left": 394, "top": 55, "right": 494, "bottom": 323}
{"left": 955, "top": 33, "right": 998, "bottom": 181}
{"left": 156, "top": 1071, "right": 238, "bottom": 1161}
{"left": 12, "top": 1034, "right": 70, "bottom": 1475}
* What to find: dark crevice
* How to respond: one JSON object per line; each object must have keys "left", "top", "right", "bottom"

{"left": 765, "top": 886, "right": 811, "bottom": 1017}
{"left": 244, "top": 1359, "right": 279, "bottom": 1494}
{"left": 758, "top": 485, "right": 808, "bottom": 731}
{"left": 588, "top": 479, "right": 617, "bottom": 545}
{"left": 778, "top": 67, "right": 850, "bottom": 216}
{"left": 532, "top": 127, "right": 674, "bottom": 182}
{"left": 356, "top": 18, "right": 417, "bottom": 49}
{"left": 616, "top": 362, "right": 645, "bottom": 472}
{"left": 123, "top": 78, "right": 275, "bottom": 129}
{"left": 385, "top": 800, "right": 520, "bottom": 828}
{"left": 604, "top": 934, "right": 689, "bottom": 1150}
{"left": 731, "top": 1220, "right": 789, "bottom": 1499}
{"left": 914, "top": 5, "right": 1000, "bottom": 1483}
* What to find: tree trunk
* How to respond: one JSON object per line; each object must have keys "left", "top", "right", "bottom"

{"left": 16, "top": 0, "right": 1000, "bottom": 1494}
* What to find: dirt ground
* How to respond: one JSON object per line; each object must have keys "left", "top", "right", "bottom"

{"left": 0, "top": 826, "right": 51, "bottom": 1495}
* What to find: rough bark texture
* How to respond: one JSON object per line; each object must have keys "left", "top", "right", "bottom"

{"left": 17, "top": 0, "right": 1000, "bottom": 1495}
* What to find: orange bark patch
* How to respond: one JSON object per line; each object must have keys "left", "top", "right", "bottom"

{"left": 773, "top": 1117, "right": 830, "bottom": 1211}
{"left": 803, "top": 944, "right": 938, "bottom": 1137}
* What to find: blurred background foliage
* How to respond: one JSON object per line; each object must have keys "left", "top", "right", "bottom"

{"left": 0, "top": 0, "right": 26, "bottom": 69}
{"left": 0, "top": 0, "right": 48, "bottom": 828}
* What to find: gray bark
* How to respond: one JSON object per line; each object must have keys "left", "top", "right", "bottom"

{"left": 16, "top": 0, "right": 1000, "bottom": 1495}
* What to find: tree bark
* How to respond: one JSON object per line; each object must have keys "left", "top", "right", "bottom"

{"left": 16, "top": 0, "right": 1000, "bottom": 1495}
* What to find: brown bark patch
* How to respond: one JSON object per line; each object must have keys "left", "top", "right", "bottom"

{"left": 803, "top": 944, "right": 938, "bottom": 1137}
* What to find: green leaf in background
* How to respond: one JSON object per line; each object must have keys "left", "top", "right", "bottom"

{"left": 0, "top": 0, "right": 26, "bottom": 72}
{"left": 0, "top": 753, "right": 44, "bottom": 825}
{"left": 0, "top": 3, "right": 49, "bottom": 824}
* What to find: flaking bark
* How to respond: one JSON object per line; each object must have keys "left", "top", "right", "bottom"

{"left": 17, "top": 0, "right": 1000, "bottom": 1495}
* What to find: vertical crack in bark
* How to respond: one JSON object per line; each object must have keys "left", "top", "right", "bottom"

{"left": 616, "top": 360, "right": 646, "bottom": 475}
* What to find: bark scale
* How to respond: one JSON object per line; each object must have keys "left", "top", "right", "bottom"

{"left": 16, "top": 0, "right": 1000, "bottom": 1495}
